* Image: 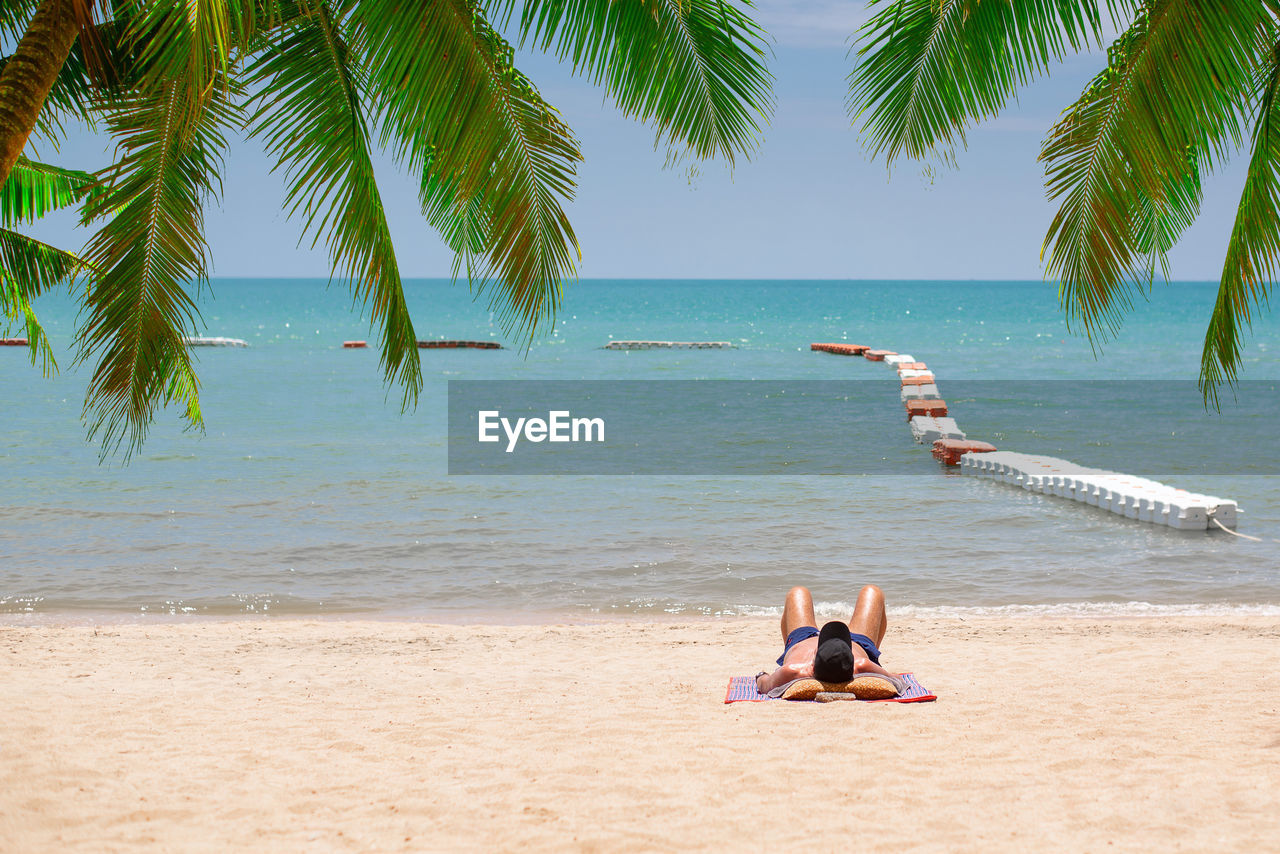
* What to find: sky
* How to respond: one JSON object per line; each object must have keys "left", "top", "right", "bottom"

{"left": 21, "top": 1, "right": 1251, "bottom": 282}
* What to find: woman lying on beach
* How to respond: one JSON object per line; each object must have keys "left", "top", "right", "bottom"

{"left": 754, "top": 585, "right": 893, "bottom": 694}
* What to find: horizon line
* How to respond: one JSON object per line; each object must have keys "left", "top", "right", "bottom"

{"left": 199, "top": 276, "right": 1220, "bottom": 285}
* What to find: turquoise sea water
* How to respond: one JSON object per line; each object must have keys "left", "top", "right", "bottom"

{"left": 2, "top": 279, "right": 1278, "bottom": 619}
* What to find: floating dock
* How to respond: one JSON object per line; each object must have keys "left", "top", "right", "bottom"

{"left": 0, "top": 338, "right": 29, "bottom": 346}
{"left": 905, "top": 399, "right": 948, "bottom": 419}
{"left": 901, "top": 383, "right": 942, "bottom": 401}
{"left": 184, "top": 337, "right": 248, "bottom": 347}
{"left": 910, "top": 416, "right": 965, "bottom": 444}
{"left": 808, "top": 343, "right": 870, "bottom": 355}
{"left": 809, "top": 339, "right": 1242, "bottom": 531}
{"left": 960, "top": 451, "right": 1239, "bottom": 530}
{"left": 932, "top": 439, "right": 997, "bottom": 466}
{"left": 604, "top": 341, "right": 733, "bottom": 350}
{"left": 811, "top": 343, "right": 869, "bottom": 356}
{"left": 417, "top": 340, "right": 502, "bottom": 349}
{"left": 342, "top": 340, "right": 501, "bottom": 349}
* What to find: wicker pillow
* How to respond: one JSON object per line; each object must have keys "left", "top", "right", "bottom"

{"left": 779, "top": 674, "right": 901, "bottom": 701}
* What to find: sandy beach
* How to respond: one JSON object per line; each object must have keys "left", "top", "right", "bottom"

{"left": 2, "top": 615, "right": 1278, "bottom": 852}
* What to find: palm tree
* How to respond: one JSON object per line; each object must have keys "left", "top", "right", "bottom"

{"left": 0, "top": 0, "right": 87, "bottom": 188}
{"left": 847, "top": 0, "right": 1278, "bottom": 403}
{"left": 0, "top": 0, "right": 774, "bottom": 458}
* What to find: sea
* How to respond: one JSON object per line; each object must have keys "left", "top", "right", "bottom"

{"left": 3, "top": 278, "right": 1278, "bottom": 621}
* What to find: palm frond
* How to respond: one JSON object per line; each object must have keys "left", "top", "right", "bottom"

{"left": 0, "top": 154, "right": 98, "bottom": 226}
{"left": 352, "top": 0, "right": 581, "bottom": 340}
{"left": 0, "top": 1, "right": 42, "bottom": 45}
{"left": 420, "top": 148, "right": 490, "bottom": 259}
{"left": 1039, "top": 0, "right": 1271, "bottom": 341}
{"left": 497, "top": 0, "right": 774, "bottom": 164}
{"left": 246, "top": 0, "right": 421, "bottom": 406}
{"left": 76, "top": 73, "right": 236, "bottom": 460}
{"left": 0, "top": 226, "right": 88, "bottom": 374}
{"left": 413, "top": 61, "right": 571, "bottom": 334}
{"left": 1129, "top": 144, "right": 1201, "bottom": 283}
{"left": 1200, "top": 41, "right": 1280, "bottom": 405}
{"left": 123, "top": 0, "right": 257, "bottom": 104}
{"left": 848, "top": 0, "right": 1137, "bottom": 165}
{"left": 455, "top": 51, "right": 579, "bottom": 337}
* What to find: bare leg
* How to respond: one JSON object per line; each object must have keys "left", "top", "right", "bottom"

{"left": 759, "top": 587, "right": 822, "bottom": 693}
{"left": 848, "top": 584, "right": 887, "bottom": 647}
{"left": 780, "top": 586, "right": 817, "bottom": 641}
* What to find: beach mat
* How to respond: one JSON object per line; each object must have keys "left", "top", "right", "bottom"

{"left": 724, "top": 673, "right": 936, "bottom": 704}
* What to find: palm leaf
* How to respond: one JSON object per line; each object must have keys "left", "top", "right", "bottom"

{"left": 351, "top": 0, "right": 582, "bottom": 340}
{"left": 1201, "top": 40, "right": 1280, "bottom": 404}
{"left": 246, "top": 0, "right": 421, "bottom": 405}
{"left": 0, "top": 1, "right": 42, "bottom": 45}
{"left": 76, "top": 73, "right": 236, "bottom": 460}
{"left": 0, "top": 154, "right": 98, "bottom": 226}
{"left": 126, "top": 0, "right": 240, "bottom": 93}
{"left": 1039, "top": 0, "right": 1270, "bottom": 341}
{"left": 457, "top": 48, "right": 579, "bottom": 337}
{"left": 413, "top": 59, "right": 571, "bottom": 333}
{"left": 848, "top": 0, "right": 1137, "bottom": 165}
{"left": 498, "top": 0, "right": 774, "bottom": 164}
{"left": 420, "top": 149, "right": 491, "bottom": 260}
{"left": 0, "top": 226, "right": 87, "bottom": 375}
{"left": 1129, "top": 144, "right": 1201, "bottom": 283}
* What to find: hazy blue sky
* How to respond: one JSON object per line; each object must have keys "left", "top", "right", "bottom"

{"left": 23, "top": 1, "right": 1249, "bottom": 281}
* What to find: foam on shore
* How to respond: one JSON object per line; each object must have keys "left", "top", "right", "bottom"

{"left": 731, "top": 600, "right": 1280, "bottom": 620}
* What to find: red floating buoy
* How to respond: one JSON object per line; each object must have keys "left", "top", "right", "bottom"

{"left": 0, "top": 338, "right": 29, "bottom": 346}
{"left": 932, "top": 439, "right": 997, "bottom": 466}
{"left": 342, "top": 340, "right": 368, "bottom": 348}
{"left": 810, "top": 342, "right": 869, "bottom": 356}
{"left": 906, "top": 399, "right": 948, "bottom": 420}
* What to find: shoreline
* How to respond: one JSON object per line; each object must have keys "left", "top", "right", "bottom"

{"left": 5, "top": 599, "right": 1280, "bottom": 627}
{"left": 4, "top": 614, "right": 1278, "bottom": 850}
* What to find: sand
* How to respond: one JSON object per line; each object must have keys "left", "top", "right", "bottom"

{"left": 2, "top": 615, "right": 1279, "bottom": 852}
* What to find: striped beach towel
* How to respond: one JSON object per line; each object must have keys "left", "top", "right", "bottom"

{"left": 724, "top": 673, "right": 936, "bottom": 704}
